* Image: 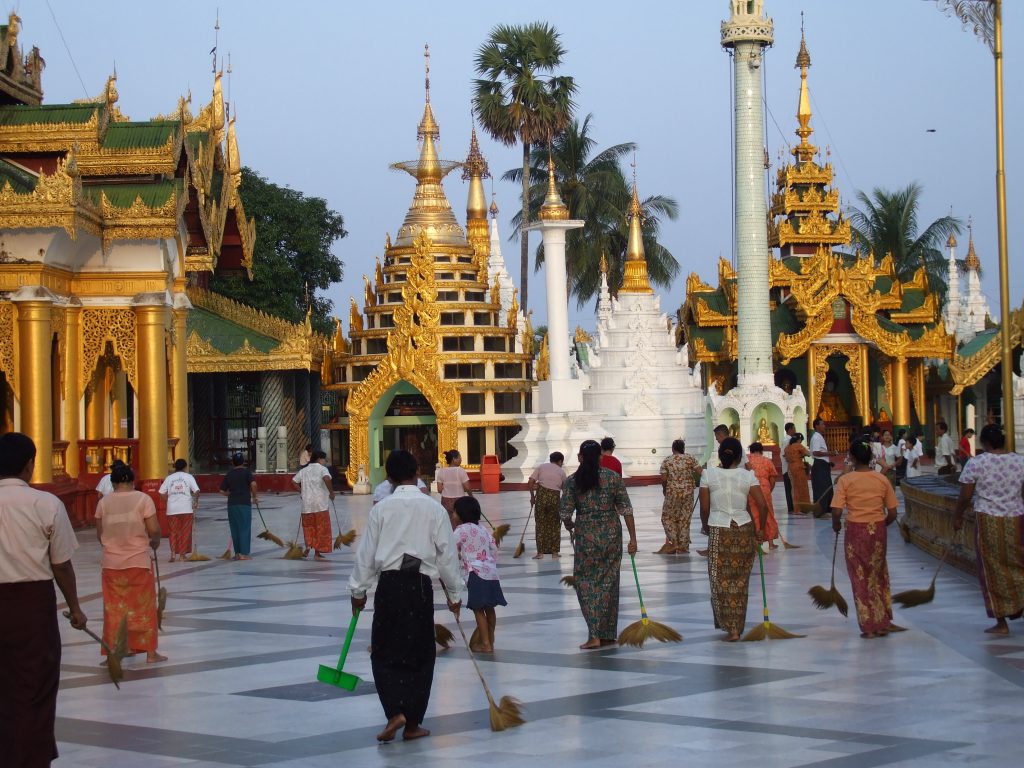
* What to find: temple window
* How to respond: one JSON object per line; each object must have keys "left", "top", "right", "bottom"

{"left": 442, "top": 336, "right": 474, "bottom": 352}
{"left": 460, "top": 393, "right": 485, "bottom": 415}
{"left": 460, "top": 272, "right": 476, "bottom": 281}
{"left": 437, "top": 290, "right": 459, "bottom": 301}
{"left": 494, "top": 363, "right": 523, "bottom": 379}
{"left": 440, "top": 312, "right": 464, "bottom": 326}
{"left": 457, "top": 256, "right": 474, "bottom": 264}
{"left": 365, "top": 339, "right": 387, "bottom": 354}
{"left": 483, "top": 336, "right": 506, "bottom": 352}
{"left": 473, "top": 312, "right": 492, "bottom": 325}
{"left": 444, "top": 363, "right": 485, "bottom": 379}
{"left": 465, "top": 291, "right": 485, "bottom": 302}
{"left": 438, "top": 272, "right": 455, "bottom": 280}
{"left": 495, "top": 425, "right": 522, "bottom": 461}
{"left": 379, "top": 314, "right": 395, "bottom": 328}
{"left": 351, "top": 366, "right": 374, "bottom": 382}
{"left": 466, "top": 427, "right": 486, "bottom": 464}
{"left": 493, "top": 392, "right": 521, "bottom": 413}
{"left": 387, "top": 292, "right": 402, "bottom": 303}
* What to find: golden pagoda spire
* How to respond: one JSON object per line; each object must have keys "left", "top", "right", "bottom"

{"left": 620, "top": 161, "right": 653, "bottom": 294}
{"left": 793, "top": 15, "right": 816, "bottom": 164}
{"left": 538, "top": 147, "right": 569, "bottom": 221}
{"left": 964, "top": 218, "right": 981, "bottom": 271}
{"left": 462, "top": 124, "right": 490, "bottom": 222}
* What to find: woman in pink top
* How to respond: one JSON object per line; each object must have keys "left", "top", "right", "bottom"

{"left": 94, "top": 464, "right": 165, "bottom": 663}
{"left": 436, "top": 450, "right": 472, "bottom": 526}
{"left": 453, "top": 496, "right": 506, "bottom": 653}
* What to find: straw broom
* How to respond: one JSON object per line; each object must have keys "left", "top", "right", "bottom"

{"left": 807, "top": 530, "right": 848, "bottom": 616}
{"left": 480, "top": 510, "right": 510, "bottom": 547}
{"left": 331, "top": 499, "right": 357, "bottom": 549}
{"left": 512, "top": 498, "right": 535, "bottom": 559}
{"left": 254, "top": 499, "right": 284, "bottom": 547}
{"left": 186, "top": 514, "right": 211, "bottom": 561}
{"left": 561, "top": 529, "right": 577, "bottom": 588}
{"left": 618, "top": 553, "right": 683, "bottom": 647}
{"left": 743, "top": 545, "right": 804, "bottom": 641}
{"left": 283, "top": 515, "right": 306, "bottom": 560}
{"left": 152, "top": 551, "right": 168, "bottom": 630}
{"left": 892, "top": 536, "right": 954, "bottom": 608}
{"left": 441, "top": 583, "right": 524, "bottom": 731}
{"left": 797, "top": 482, "right": 835, "bottom": 516}
{"left": 65, "top": 612, "right": 126, "bottom": 689}
{"left": 434, "top": 624, "right": 455, "bottom": 649}
{"left": 218, "top": 538, "right": 234, "bottom": 560}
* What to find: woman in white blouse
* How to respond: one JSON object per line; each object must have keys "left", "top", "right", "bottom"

{"left": 699, "top": 437, "right": 769, "bottom": 642}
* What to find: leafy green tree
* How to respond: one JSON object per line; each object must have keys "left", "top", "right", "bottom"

{"left": 848, "top": 183, "right": 961, "bottom": 299}
{"left": 210, "top": 168, "right": 346, "bottom": 335}
{"left": 504, "top": 114, "right": 679, "bottom": 308}
{"left": 473, "top": 22, "right": 577, "bottom": 312}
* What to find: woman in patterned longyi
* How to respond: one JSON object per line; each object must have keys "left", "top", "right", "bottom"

{"left": 559, "top": 440, "right": 638, "bottom": 650}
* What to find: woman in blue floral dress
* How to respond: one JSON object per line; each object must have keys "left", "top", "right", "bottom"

{"left": 560, "top": 440, "right": 638, "bottom": 649}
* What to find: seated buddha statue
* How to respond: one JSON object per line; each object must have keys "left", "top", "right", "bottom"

{"left": 817, "top": 379, "right": 849, "bottom": 422}
{"left": 757, "top": 417, "right": 775, "bottom": 445}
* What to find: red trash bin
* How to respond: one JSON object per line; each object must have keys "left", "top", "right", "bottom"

{"left": 480, "top": 454, "right": 501, "bottom": 494}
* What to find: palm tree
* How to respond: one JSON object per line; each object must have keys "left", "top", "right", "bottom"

{"left": 504, "top": 114, "right": 680, "bottom": 308}
{"left": 473, "top": 22, "right": 577, "bottom": 312}
{"left": 848, "top": 183, "right": 962, "bottom": 299}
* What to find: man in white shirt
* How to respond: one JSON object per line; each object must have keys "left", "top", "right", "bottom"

{"left": 809, "top": 418, "right": 834, "bottom": 517}
{"left": 349, "top": 449, "right": 461, "bottom": 743}
{"left": 95, "top": 458, "right": 127, "bottom": 498}
{"left": 292, "top": 450, "right": 335, "bottom": 560}
{"left": 372, "top": 476, "right": 429, "bottom": 503}
{"left": 159, "top": 458, "right": 200, "bottom": 562}
{"left": 0, "top": 432, "right": 87, "bottom": 766}
{"left": 935, "top": 421, "right": 956, "bottom": 475}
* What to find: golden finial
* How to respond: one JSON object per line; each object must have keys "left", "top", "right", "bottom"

{"left": 424, "top": 43, "right": 431, "bottom": 104}
{"left": 793, "top": 17, "right": 816, "bottom": 164}
{"left": 489, "top": 194, "right": 499, "bottom": 217}
{"left": 795, "top": 12, "right": 811, "bottom": 69}
{"left": 600, "top": 250, "right": 608, "bottom": 275}
{"left": 538, "top": 146, "right": 569, "bottom": 221}
{"left": 947, "top": 232, "right": 958, "bottom": 248}
{"left": 964, "top": 216, "right": 981, "bottom": 271}
{"left": 417, "top": 44, "right": 439, "bottom": 139}
{"left": 463, "top": 124, "right": 489, "bottom": 221}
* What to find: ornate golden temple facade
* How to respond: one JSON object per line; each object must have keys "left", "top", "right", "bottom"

{"left": 0, "top": 16, "right": 325, "bottom": 514}
{"left": 683, "top": 32, "right": 958, "bottom": 444}
{"left": 323, "top": 75, "right": 531, "bottom": 486}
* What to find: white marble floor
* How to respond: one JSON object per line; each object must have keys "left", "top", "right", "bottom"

{"left": 53, "top": 480, "right": 1024, "bottom": 767}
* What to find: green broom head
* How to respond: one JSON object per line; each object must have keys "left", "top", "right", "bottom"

{"left": 334, "top": 529, "right": 357, "bottom": 550}
{"left": 157, "top": 587, "right": 168, "bottom": 630}
{"left": 892, "top": 583, "right": 935, "bottom": 608}
{"left": 187, "top": 551, "right": 210, "bottom": 562}
{"left": 434, "top": 624, "right": 454, "bottom": 648}
{"left": 492, "top": 524, "right": 510, "bottom": 547}
{"left": 283, "top": 541, "right": 306, "bottom": 560}
{"left": 560, "top": 574, "right": 576, "bottom": 588}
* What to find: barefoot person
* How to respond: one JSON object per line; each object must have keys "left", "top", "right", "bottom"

{"left": 159, "top": 459, "right": 199, "bottom": 562}
{"left": 699, "top": 437, "right": 768, "bottom": 642}
{"left": 453, "top": 496, "right": 506, "bottom": 653}
{"left": 218, "top": 453, "right": 257, "bottom": 560}
{"left": 656, "top": 440, "right": 700, "bottom": 554}
{"left": 954, "top": 424, "right": 1024, "bottom": 636}
{"left": 94, "top": 463, "right": 166, "bottom": 664}
{"left": 292, "top": 450, "right": 335, "bottom": 560}
{"left": 0, "top": 433, "right": 88, "bottom": 768}
{"left": 528, "top": 452, "right": 566, "bottom": 559}
{"left": 559, "top": 440, "right": 638, "bottom": 650}
{"left": 435, "top": 449, "right": 472, "bottom": 524}
{"left": 831, "top": 441, "right": 899, "bottom": 639}
{"left": 746, "top": 442, "right": 780, "bottom": 550}
{"left": 349, "top": 450, "right": 462, "bottom": 742}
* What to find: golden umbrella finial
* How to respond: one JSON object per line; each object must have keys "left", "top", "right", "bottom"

{"left": 539, "top": 144, "right": 568, "bottom": 221}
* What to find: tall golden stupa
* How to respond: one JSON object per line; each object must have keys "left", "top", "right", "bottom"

{"left": 324, "top": 50, "right": 533, "bottom": 486}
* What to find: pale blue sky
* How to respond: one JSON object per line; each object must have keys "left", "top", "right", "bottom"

{"left": 24, "top": 0, "right": 1023, "bottom": 331}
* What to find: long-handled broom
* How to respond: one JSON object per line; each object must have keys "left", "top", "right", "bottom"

{"left": 441, "top": 583, "right": 523, "bottom": 731}
{"left": 283, "top": 515, "right": 306, "bottom": 560}
{"left": 480, "top": 510, "right": 510, "bottom": 547}
{"left": 153, "top": 552, "right": 168, "bottom": 630}
{"left": 618, "top": 553, "right": 683, "bottom": 647}
{"left": 512, "top": 498, "right": 535, "bottom": 559}
{"left": 218, "top": 537, "right": 234, "bottom": 560}
{"left": 797, "top": 482, "right": 835, "bottom": 516}
{"left": 434, "top": 623, "right": 455, "bottom": 649}
{"left": 67, "top": 611, "right": 127, "bottom": 689}
{"left": 807, "top": 530, "right": 848, "bottom": 616}
{"left": 254, "top": 499, "right": 284, "bottom": 547}
{"left": 743, "top": 545, "right": 804, "bottom": 641}
{"left": 331, "top": 498, "right": 356, "bottom": 549}
{"left": 561, "top": 530, "right": 577, "bottom": 588}
{"left": 186, "top": 515, "right": 211, "bottom": 561}
{"left": 892, "top": 535, "right": 955, "bottom": 608}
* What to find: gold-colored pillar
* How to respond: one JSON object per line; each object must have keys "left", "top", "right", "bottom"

{"left": 64, "top": 301, "right": 82, "bottom": 478}
{"left": 111, "top": 371, "right": 128, "bottom": 438}
{"left": 806, "top": 347, "right": 818, "bottom": 428}
{"left": 86, "top": 365, "right": 106, "bottom": 439}
{"left": 859, "top": 345, "right": 871, "bottom": 424}
{"left": 135, "top": 302, "right": 169, "bottom": 481}
{"left": 170, "top": 306, "right": 189, "bottom": 463}
{"left": 14, "top": 294, "right": 54, "bottom": 483}
{"left": 891, "top": 357, "right": 911, "bottom": 429}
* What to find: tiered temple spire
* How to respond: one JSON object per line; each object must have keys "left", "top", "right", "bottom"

{"left": 620, "top": 179, "right": 653, "bottom": 294}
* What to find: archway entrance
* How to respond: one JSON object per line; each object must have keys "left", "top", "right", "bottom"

{"left": 368, "top": 381, "right": 437, "bottom": 486}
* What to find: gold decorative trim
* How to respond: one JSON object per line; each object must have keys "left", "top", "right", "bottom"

{"left": 81, "top": 307, "right": 137, "bottom": 393}
{"left": 0, "top": 301, "right": 15, "bottom": 399}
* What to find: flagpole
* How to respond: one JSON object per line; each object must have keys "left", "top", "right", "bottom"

{"left": 992, "top": 0, "right": 1015, "bottom": 450}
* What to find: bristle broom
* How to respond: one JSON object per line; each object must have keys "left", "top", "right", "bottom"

{"left": 157, "top": 587, "right": 168, "bottom": 629}
{"left": 254, "top": 500, "right": 284, "bottom": 548}
{"left": 743, "top": 546, "right": 804, "bottom": 641}
{"left": 334, "top": 529, "right": 357, "bottom": 550}
{"left": 892, "top": 543, "right": 951, "bottom": 608}
{"left": 512, "top": 499, "right": 534, "bottom": 559}
{"left": 780, "top": 533, "right": 801, "bottom": 549}
{"left": 513, "top": 542, "right": 525, "bottom": 558}
{"left": 492, "top": 524, "right": 510, "bottom": 547}
{"left": 434, "top": 624, "right": 454, "bottom": 648}
{"left": 807, "top": 531, "right": 848, "bottom": 616}
{"left": 283, "top": 541, "right": 306, "bottom": 560}
{"left": 560, "top": 575, "right": 576, "bottom": 588}
{"left": 186, "top": 551, "right": 210, "bottom": 562}
{"left": 618, "top": 554, "right": 683, "bottom": 647}
{"left": 187, "top": 515, "right": 212, "bottom": 560}
{"left": 65, "top": 611, "right": 124, "bottom": 689}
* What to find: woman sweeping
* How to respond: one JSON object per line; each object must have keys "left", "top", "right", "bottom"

{"left": 560, "top": 439, "right": 638, "bottom": 650}
{"left": 830, "top": 441, "right": 899, "bottom": 638}
{"left": 94, "top": 464, "right": 166, "bottom": 663}
{"left": 954, "top": 424, "right": 1024, "bottom": 636}
{"left": 453, "top": 496, "right": 506, "bottom": 653}
{"left": 292, "top": 450, "right": 335, "bottom": 560}
{"left": 746, "top": 442, "right": 780, "bottom": 550}
{"left": 655, "top": 439, "right": 701, "bottom": 554}
{"left": 436, "top": 450, "right": 472, "bottom": 526}
{"left": 527, "top": 452, "right": 567, "bottom": 559}
{"left": 158, "top": 459, "right": 199, "bottom": 562}
{"left": 699, "top": 437, "right": 768, "bottom": 642}
{"left": 784, "top": 434, "right": 811, "bottom": 513}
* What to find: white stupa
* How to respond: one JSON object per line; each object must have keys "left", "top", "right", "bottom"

{"left": 708, "top": 0, "right": 806, "bottom": 448}
{"left": 581, "top": 182, "right": 706, "bottom": 477}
